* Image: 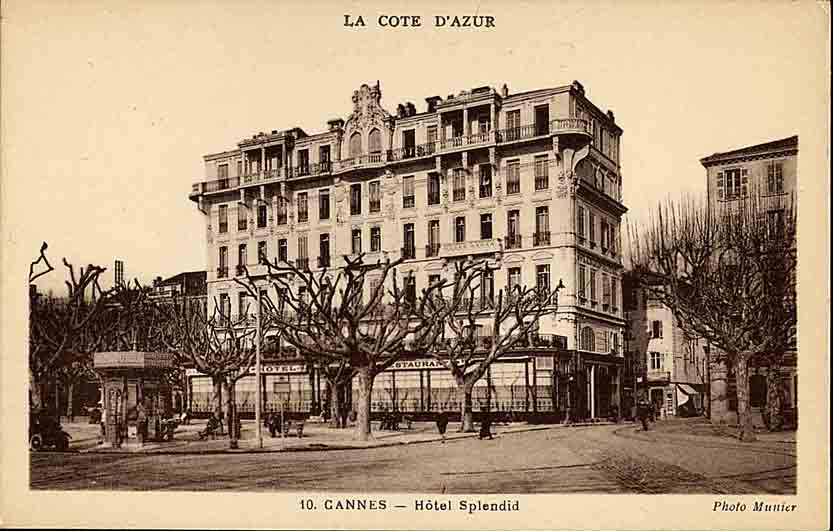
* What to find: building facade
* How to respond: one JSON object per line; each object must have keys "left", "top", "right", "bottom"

{"left": 623, "top": 272, "right": 707, "bottom": 419}
{"left": 700, "top": 135, "right": 798, "bottom": 426}
{"left": 188, "top": 80, "right": 627, "bottom": 421}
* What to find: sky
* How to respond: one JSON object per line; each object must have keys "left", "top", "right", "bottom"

{"left": 2, "top": 0, "right": 828, "bottom": 296}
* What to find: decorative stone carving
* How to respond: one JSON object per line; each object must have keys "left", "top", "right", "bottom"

{"left": 345, "top": 81, "right": 392, "bottom": 140}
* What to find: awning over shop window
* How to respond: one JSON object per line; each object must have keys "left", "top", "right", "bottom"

{"left": 677, "top": 383, "right": 698, "bottom": 395}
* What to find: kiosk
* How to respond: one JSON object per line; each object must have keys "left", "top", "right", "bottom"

{"left": 93, "top": 351, "right": 175, "bottom": 448}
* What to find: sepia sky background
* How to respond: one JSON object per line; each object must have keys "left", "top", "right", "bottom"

{"left": 2, "top": 0, "right": 828, "bottom": 295}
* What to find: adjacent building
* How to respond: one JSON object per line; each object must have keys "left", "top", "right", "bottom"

{"left": 700, "top": 135, "right": 798, "bottom": 426}
{"left": 623, "top": 272, "right": 707, "bottom": 419}
{"left": 188, "top": 80, "right": 627, "bottom": 421}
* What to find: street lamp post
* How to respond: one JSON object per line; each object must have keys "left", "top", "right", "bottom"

{"left": 256, "top": 288, "right": 263, "bottom": 449}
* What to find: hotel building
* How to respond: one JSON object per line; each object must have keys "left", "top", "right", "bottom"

{"left": 188, "top": 80, "right": 627, "bottom": 421}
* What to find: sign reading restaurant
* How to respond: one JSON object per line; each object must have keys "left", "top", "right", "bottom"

{"left": 390, "top": 359, "right": 446, "bottom": 371}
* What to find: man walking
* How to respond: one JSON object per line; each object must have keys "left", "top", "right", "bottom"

{"left": 478, "top": 413, "right": 493, "bottom": 440}
{"left": 637, "top": 399, "right": 651, "bottom": 431}
{"left": 435, "top": 411, "right": 449, "bottom": 443}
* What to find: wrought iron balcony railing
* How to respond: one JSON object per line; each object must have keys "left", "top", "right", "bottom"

{"left": 401, "top": 245, "right": 416, "bottom": 260}
{"left": 217, "top": 267, "right": 229, "bottom": 279}
{"left": 295, "top": 257, "right": 310, "bottom": 270}
{"left": 425, "top": 243, "right": 441, "bottom": 258}
{"left": 505, "top": 234, "right": 522, "bottom": 250}
{"left": 533, "top": 231, "right": 551, "bottom": 246}
{"left": 317, "top": 255, "right": 331, "bottom": 269}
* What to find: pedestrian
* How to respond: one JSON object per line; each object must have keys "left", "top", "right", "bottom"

{"left": 478, "top": 413, "right": 493, "bottom": 440}
{"left": 436, "top": 411, "right": 449, "bottom": 443}
{"left": 136, "top": 399, "right": 148, "bottom": 444}
{"left": 637, "top": 399, "right": 650, "bottom": 431}
{"left": 99, "top": 403, "right": 106, "bottom": 442}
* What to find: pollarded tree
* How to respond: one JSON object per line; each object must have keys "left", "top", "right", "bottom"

{"left": 28, "top": 243, "right": 113, "bottom": 410}
{"left": 630, "top": 192, "right": 796, "bottom": 441}
{"left": 158, "top": 294, "right": 273, "bottom": 448}
{"left": 236, "top": 253, "right": 480, "bottom": 441}
{"left": 419, "top": 261, "right": 563, "bottom": 432}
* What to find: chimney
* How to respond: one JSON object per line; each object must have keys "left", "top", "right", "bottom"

{"left": 425, "top": 96, "right": 442, "bottom": 113}
{"left": 572, "top": 80, "right": 585, "bottom": 96}
{"left": 607, "top": 110, "right": 615, "bottom": 123}
{"left": 501, "top": 84, "right": 509, "bottom": 98}
{"left": 327, "top": 118, "right": 344, "bottom": 131}
{"left": 271, "top": 130, "right": 278, "bottom": 135}
{"left": 406, "top": 102, "right": 416, "bottom": 116}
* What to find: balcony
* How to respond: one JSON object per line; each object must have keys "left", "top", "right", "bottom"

{"left": 217, "top": 267, "right": 229, "bottom": 279}
{"left": 496, "top": 118, "right": 591, "bottom": 145}
{"left": 647, "top": 370, "right": 671, "bottom": 382}
{"left": 425, "top": 243, "right": 441, "bottom": 258}
{"left": 401, "top": 245, "right": 416, "bottom": 260}
{"left": 442, "top": 238, "right": 501, "bottom": 257}
{"left": 235, "top": 264, "right": 247, "bottom": 277}
{"left": 505, "top": 234, "right": 522, "bottom": 250}
{"left": 191, "top": 167, "right": 287, "bottom": 199}
{"left": 295, "top": 257, "right": 310, "bottom": 271}
{"left": 289, "top": 161, "right": 332, "bottom": 179}
{"left": 335, "top": 152, "right": 386, "bottom": 171}
{"left": 388, "top": 142, "right": 438, "bottom": 162}
{"left": 317, "top": 255, "right": 331, "bottom": 269}
{"left": 533, "top": 231, "right": 551, "bottom": 247}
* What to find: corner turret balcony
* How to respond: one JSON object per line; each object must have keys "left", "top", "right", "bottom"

{"left": 495, "top": 118, "right": 591, "bottom": 146}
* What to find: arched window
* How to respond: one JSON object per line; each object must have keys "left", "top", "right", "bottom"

{"left": 580, "top": 326, "right": 595, "bottom": 352}
{"left": 349, "top": 132, "right": 362, "bottom": 158}
{"left": 368, "top": 129, "right": 382, "bottom": 154}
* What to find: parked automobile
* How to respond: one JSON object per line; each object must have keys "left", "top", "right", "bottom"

{"left": 29, "top": 410, "right": 71, "bottom": 451}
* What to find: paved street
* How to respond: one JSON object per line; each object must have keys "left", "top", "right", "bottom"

{"left": 30, "top": 421, "right": 795, "bottom": 494}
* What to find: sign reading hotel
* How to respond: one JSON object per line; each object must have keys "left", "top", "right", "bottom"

{"left": 185, "top": 364, "right": 306, "bottom": 377}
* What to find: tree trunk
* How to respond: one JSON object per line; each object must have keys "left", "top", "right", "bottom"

{"left": 67, "top": 380, "right": 74, "bottom": 420}
{"left": 329, "top": 380, "right": 346, "bottom": 429}
{"left": 354, "top": 366, "right": 374, "bottom": 441}
{"left": 734, "top": 353, "right": 756, "bottom": 442}
{"left": 709, "top": 358, "right": 731, "bottom": 424}
{"left": 54, "top": 377, "right": 61, "bottom": 413}
{"left": 459, "top": 381, "right": 475, "bottom": 432}
{"left": 30, "top": 371, "right": 44, "bottom": 410}
{"left": 224, "top": 379, "right": 238, "bottom": 449}
{"left": 212, "top": 375, "right": 224, "bottom": 433}
{"left": 765, "top": 365, "right": 784, "bottom": 432}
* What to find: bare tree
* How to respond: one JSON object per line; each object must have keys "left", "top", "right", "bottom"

{"left": 28, "top": 244, "right": 112, "bottom": 410}
{"left": 419, "top": 262, "right": 563, "bottom": 431}
{"left": 630, "top": 193, "right": 796, "bottom": 441}
{"left": 236, "top": 253, "right": 478, "bottom": 441}
{"left": 158, "top": 294, "right": 271, "bottom": 448}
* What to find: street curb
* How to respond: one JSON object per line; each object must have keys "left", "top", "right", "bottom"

{"left": 68, "top": 422, "right": 629, "bottom": 456}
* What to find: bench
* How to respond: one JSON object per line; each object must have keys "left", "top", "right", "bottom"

{"left": 283, "top": 420, "right": 305, "bottom": 438}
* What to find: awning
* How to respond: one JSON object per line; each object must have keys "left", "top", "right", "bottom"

{"left": 677, "top": 383, "right": 699, "bottom": 395}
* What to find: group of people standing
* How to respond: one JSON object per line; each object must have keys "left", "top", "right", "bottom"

{"left": 434, "top": 412, "right": 494, "bottom": 442}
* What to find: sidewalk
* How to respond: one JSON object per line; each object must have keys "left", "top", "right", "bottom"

{"left": 65, "top": 418, "right": 625, "bottom": 455}
{"left": 621, "top": 417, "right": 796, "bottom": 452}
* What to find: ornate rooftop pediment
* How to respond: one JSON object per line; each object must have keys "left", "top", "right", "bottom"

{"left": 344, "top": 81, "right": 392, "bottom": 135}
